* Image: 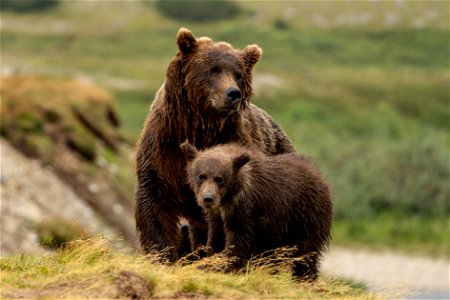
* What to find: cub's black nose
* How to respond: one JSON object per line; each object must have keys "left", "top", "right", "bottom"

{"left": 203, "top": 196, "right": 214, "bottom": 203}
{"left": 226, "top": 87, "right": 242, "bottom": 105}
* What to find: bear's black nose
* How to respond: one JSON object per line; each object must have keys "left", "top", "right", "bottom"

{"left": 203, "top": 196, "right": 214, "bottom": 203}
{"left": 226, "top": 87, "right": 242, "bottom": 105}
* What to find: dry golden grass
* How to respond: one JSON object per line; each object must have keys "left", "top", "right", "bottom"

{"left": 1, "top": 237, "right": 380, "bottom": 299}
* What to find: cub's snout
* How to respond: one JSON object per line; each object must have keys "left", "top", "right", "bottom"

{"left": 196, "top": 180, "right": 221, "bottom": 210}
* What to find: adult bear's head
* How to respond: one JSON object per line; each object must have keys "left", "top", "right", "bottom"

{"left": 165, "top": 28, "right": 262, "bottom": 116}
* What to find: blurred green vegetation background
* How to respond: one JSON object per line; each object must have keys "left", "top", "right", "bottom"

{"left": 1, "top": 0, "right": 448, "bottom": 256}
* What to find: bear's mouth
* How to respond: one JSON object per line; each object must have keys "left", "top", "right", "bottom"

{"left": 208, "top": 96, "right": 243, "bottom": 116}
{"left": 197, "top": 199, "right": 215, "bottom": 210}
{"left": 223, "top": 103, "right": 240, "bottom": 112}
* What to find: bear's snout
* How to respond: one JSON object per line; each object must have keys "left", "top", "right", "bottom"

{"left": 200, "top": 191, "right": 215, "bottom": 206}
{"left": 225, "top": 87, "right": 242, "bottom": 105}
{"left": 203, "top": 196, "right": 214, "bottom": 203}
{"left": 197, "top": 183, "right": 220, "bottom": 209}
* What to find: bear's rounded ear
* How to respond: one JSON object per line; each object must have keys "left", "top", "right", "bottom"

{"left": 232, "top": 153, "right": 251, "bottom": 172}
{"left": 180, "top": 141, "right": 198, "bottom": 162}
{"left": 242, "top": 44, "right": 262, "bottom": 68}
{"left": 177, "top": 28, "right": 197, "bottom": 54}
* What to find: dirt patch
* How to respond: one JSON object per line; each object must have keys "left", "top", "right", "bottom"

{"left": 3, "top": 280, "right": 123, "bottom": 299}
{"left": 116, "top": 270, "right": 154, "bottom": 299}
{"left": 170, "top": 292, "right": 209, "bottom": 299}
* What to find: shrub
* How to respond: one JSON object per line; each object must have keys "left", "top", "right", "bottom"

{"left": 35, "top": 218, "right": 89, "bottom": 249}
{"left": 274, "top": 18, "right": 290, "bottom": 30}
{"left": 155, "top": 0, "right": 241, "bottom": 22}
{"left": 1, "top": 0, "right": 59, "bottom": 12}
{"left": 327, "top": 128, "right": 449, "bottom": 220}
{"left": 274, "top": 97, "right": 449, "bottom": 221}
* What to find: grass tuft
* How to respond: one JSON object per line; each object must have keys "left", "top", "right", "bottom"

{"left": 0, "top": 237, "right": 379, "bottom": 299}
{"left": 34, "top": 218, "right": 90, "bottom": 250}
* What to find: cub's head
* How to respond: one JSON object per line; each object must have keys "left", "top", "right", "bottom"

{"left": 166, "top": 28, "right": 262, "bottom": 115}
{"left": 180, "top": 142, "right": 250, "bottom": 211}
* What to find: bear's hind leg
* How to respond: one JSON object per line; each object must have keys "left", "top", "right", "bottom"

{"left": 293, "top": 253, "right": 319, "bottom": 281}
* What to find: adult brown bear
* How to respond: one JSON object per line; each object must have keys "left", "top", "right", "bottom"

{"left": 180, "top": 142, "right": 333, "bottom": 281}
{"left": 135, "top": 28, "right": 294, "bottom": 261}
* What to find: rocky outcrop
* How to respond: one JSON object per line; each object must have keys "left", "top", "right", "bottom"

{"left": 0, "top": 138, "right": 113, "bottom": 254}
{"left": 0, "top": 76, "right": 137, "bottom": 253}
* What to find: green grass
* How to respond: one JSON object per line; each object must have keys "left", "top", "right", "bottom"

{"left": 332, "top": 215, "right": 449, "bottom": 258}
{"left": 1, "top": 1, "right": 449, "bottom": 256}
{"left": 113, "top": 89, "right": 155, "bottom": 141}
{"left": 0, "top": 237, "right": 378, "bottom": 299}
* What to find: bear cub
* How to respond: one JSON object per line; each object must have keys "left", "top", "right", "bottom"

{"left": 180, "top": 142, "right": 333, "bottom": 280}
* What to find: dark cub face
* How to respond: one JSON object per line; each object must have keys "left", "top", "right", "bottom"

{"left": 189, "top": 155, "right": 233, "bottom": 211}
{"left": 180, "top": 141, "right": 252, "bottom": 212}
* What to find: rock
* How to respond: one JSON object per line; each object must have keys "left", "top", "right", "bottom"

{"left": 0, "top": 138, "right": 113, "bottom": 255}
{"left": 115, "top": 270, "right": 154, "bottom": 299}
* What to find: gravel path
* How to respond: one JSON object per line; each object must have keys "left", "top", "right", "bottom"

{"left": 322, "top": 247, "right": 449, "bottom": 299}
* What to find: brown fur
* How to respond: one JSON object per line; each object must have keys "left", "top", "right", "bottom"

{"left": 135, "top": 28, "right": 294, "bottom": 261}
{"left": 181, "top": 142, "right": 333, "bottom": 281}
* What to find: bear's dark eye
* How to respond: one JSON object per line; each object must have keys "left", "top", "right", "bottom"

{"left": 198, "top": 174, "right": 207, "bottom": 181}
{"left": 214, "top": 176, "right": 224, "bottom": 185}
{"left": 210, "top": 66, "right": 221, "bottom": 74}
{"left": 235, "top": 72, "right": 243, "bottom": 81}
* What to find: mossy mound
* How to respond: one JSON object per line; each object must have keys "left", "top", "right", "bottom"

{"left": 1, "top": 76, "right": 136, "bottom": 246}
{"left": 1, "top": 76, "right": 120, "bottom": 161}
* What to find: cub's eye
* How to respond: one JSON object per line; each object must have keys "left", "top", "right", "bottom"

{"left": 214, "top": 176, "right": 224, "bottom": 185}
{"left": 198, "top": 174, "right": 207, "bottom": 181}
{"left": 210, "top": 66, "right": 221, "bottom": 74}
{"left": 235, "top": 72, "right": 243, "bottom": 81}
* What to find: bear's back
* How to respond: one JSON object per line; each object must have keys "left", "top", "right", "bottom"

{"left": 237, "top": 152, "right": 332, "bottom": 247}
{"left": 245, "top": 152, "right": 329, "bottom": 205}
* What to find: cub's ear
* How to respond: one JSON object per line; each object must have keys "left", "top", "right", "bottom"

{"left": 242, "top": 44, "right": 262, "bottom": 68}
{"left": 180, "top": 141, "right": 198, "bottom": 162}
{"left": 177, "top": 28, "right": 197, "bottom": 54}
{"left": 232, "top": 153, "right": 250, "bottom": 171}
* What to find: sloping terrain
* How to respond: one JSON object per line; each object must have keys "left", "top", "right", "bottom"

{"left": 1, "top": 137, "right": 113, "bottom": 254}
{"left": 0, "top": 238, "right": 378, "bottom": 300}
{"left": 0, "top": 76, "right": 137, "bottom": 250}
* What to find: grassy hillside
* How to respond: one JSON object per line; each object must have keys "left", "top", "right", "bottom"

{"left": 1, "top": 1, "right": 448, "bottom": 256}
{"left": 0, "top": 76, "right": 137, "bottom": 245}
{"left": 0, "top": 237, "right": 378, "bottom": 299}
